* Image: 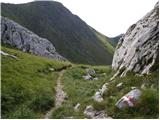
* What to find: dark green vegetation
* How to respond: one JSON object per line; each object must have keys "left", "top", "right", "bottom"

{"left": 1, "top": 46, "right": 71, "bottom": 118}
{"left": 109, "top": 34, "right": 124, "bottom": 47}
{"left": 1, "top": 1, "right": 114, "bottom": 65}
{"left": 2, "top": 46, "right": 159, "bottom": 119}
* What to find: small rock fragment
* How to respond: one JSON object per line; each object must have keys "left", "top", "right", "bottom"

{"left": 131, "top": 86, "right": 137, "bottom": 90}
{"left": 87, "top": 69, "right": 96, "bottom": 76}
{"left": 83, "top": 74, "right": 92, "bottom": 80}
{"left": 49, "top": 68, "right": 55, "bottom": 71}
{"left": 84, "top": 105, "right": 96, "bottom": 118}
{"left": 93, "top": 91, "right": 103, "bottom": 102}
{"left": 116, "top": 82, "right": 123, "bottom": 90}
{"left": 74, "top": 103, "right": 80, "bottom": 112}
{"left": 93, "top": 77, "right": 98, "bottom": 80}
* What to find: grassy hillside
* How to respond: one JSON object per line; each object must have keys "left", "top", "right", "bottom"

{"left": 52, "top": 65, "right": 114, "bottom": 118}
{"left": 50, "top": 66, "right": 158, "bottom": 119}
{"left": 1, "top": 1, "right": 114, "bottom": 65}
{"left": 2, "top": 46, "right": 158, "bottom": 119}
{"left": 1, "top": 46, "right": 71, "bottom": 118}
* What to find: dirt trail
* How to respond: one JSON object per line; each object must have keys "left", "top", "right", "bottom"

{"left": 44, "top": 70, "right": 67, "bottom": 119}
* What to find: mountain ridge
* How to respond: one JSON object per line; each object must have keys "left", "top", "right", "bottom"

{"left": 1, "top": 1, "right": 114, "bottom": 65}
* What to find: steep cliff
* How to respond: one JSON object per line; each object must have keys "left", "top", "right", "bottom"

{"left": 1, "top": 17, "right": 66, "bottom": 61}
{"left": 112, "top": 2, "right": 159, "bottom": 77}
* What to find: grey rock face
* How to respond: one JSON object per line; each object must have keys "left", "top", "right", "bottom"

{"left": 112, "top": 2, "right": 159, "bottom": 77}
{"left": 1, "top": 17, "right": 66, "bottom": 61}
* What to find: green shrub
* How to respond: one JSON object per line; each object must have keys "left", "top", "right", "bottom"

{"left": 92, "top": 101, "right": 106, "bottom": 111}
{"left": 137, "top": 88, "right": 159, "bottom": 118}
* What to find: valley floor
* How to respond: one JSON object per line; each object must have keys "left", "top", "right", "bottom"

{"left": 1, "top": 46, "right": 159, "bottom": 119}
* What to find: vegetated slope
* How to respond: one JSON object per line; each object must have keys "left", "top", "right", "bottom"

{"left": 1, "top": 46, "right": 70, "bottom": 119}
{"left": 109, "top": 34, "right": 124, "bottom": 47}
{"left": 1, "top": 1, "right": 114, "bottom": 65}
{"left": 51, "top": 65, "right": 158, "bottom": 119}
{"left": 1, "top": 46, "right": 158, "bottom": 119}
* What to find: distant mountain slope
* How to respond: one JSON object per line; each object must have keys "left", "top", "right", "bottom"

{"left": 1, "top": 1, "right": 114, "bottom": 65}
{"left": 109, "top": 34, "right": 124, "bottom": 47}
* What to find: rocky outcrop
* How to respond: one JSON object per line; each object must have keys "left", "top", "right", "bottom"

{"left": 112, "top": 2, "right": 159, "bottom": 77}
{"left": 1, "top": 17, "right": 66, "bottom": 61}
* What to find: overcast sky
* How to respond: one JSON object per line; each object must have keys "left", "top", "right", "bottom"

{"left": 0, "top": 0, "right": 158, "bottom": 37}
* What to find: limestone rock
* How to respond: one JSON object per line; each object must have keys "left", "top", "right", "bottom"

{"left": 131, "top": 87, "right": 137, "bottom": 90}
{"left": 74, "top": 103, "right": 80, "bottom": 112}
{"left": 87, "top": 69, "right": 96, "bottom": 76}
{"left": 93, "top": 77, "right": 98, "bottom": 80}
{"left": 0, "top": 50, "right": 18, "bottom": 59}
{"left": 84, "top": 105, "right": 96, "bottom": 118}
{"left": 83, "top": 74, "right": 92, "bottom": 80}
{"left": 93, "top": 83, "right": 109, "bottom": 102}
{"left": 49, "top": 68, "right": 55, "bottom": 71}
{"left": 112, "top": 2, "right": 159, "bottom": 77}
{"left": 116, "top": 82, "right": 123, "bottom": 90}
{"left": 93, "top": 110, "right": 109, "bottom": 119}
{"left": 1, "top": 17, "right": 66, "bottom": 61}
{"left": 115, "top": 89, "right": 142, "bottom": 109}
{"left": 93, "top": 91, "right": 103, "bottom": 102}
{"left": 84, "top": 105, "right": 112, "bottom": 119}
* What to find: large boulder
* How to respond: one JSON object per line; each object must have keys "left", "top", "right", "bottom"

{"left": 1, "top": 17, "right": 66, "bottom": 61}
{"left": 115, "top": 89, "right": 142, "bottom": 109}
{"left": 112, "top": 2, "right": 159, "bottom": 77}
